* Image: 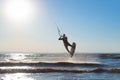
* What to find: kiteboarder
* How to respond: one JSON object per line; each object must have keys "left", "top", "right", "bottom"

{"left": 56, "top": 23, "right": 76, "bottom": 57}
{"left": 58, "top": 34, "right": 76, "bottom": 57}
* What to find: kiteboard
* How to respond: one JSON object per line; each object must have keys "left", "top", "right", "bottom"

{"left": 70, "top": 42, "right": 76, "bottom": 57}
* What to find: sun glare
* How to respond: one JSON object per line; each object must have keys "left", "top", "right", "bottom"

{"left": 2, "top": 0, "right": 38, "bottom": 24}
{"left": 10, "top": 53, "right": 26, "bottom": 61}
{"left": 2, "top": 73, "right": 33, "bottom": 80}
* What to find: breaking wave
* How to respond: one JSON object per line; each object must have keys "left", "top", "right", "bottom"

{"left": 0, "top": 61, "right": 119, "bottom": 73}
{"left": 0, "top": 61, "right": 104, "bottom": 67}
{"left": 0, "top": 67, "right": 120, "bottom": 73}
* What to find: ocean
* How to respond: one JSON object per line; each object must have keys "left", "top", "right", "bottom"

{"left": 0, "top": 52, "right": 120, "bottom": 80}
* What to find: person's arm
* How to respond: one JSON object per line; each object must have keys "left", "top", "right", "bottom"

{"left": 58, "top": 36, "right": 63, "bottom": 40}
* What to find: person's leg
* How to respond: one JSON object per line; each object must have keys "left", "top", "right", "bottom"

{"left": 64, "top": 45, "right": 70, "bottom": 53}
{"left": 67, "top": 42, "right": 72, "bottom": 47}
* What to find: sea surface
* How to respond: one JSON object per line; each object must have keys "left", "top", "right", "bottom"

{"left": 0, "top": 52, "right": 120, "bottom": 80}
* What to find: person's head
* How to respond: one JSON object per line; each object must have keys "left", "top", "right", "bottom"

{"left": 63, "top": 34, "right": 66, "bottom": 37}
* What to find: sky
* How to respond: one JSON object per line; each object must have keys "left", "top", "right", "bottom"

{"left": 0, "top": 0, "right": 120, "bottom": 53}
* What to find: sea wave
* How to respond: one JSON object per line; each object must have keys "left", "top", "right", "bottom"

{"left": 0, "top": 61, "right": 119, "bottom": 73}
{"left": 0, "top": 67, "right": 120, "bottom": 73}
{"left": 0, "top": 61, "right": 104, "bottom": 67}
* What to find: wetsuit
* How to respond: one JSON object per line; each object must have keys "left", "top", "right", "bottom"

{"left": 59, "top": 35, "right": 72, "bottom": 53}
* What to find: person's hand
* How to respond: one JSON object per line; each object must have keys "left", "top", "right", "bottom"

{"left": 60, "top": 35, "right": 63, "bottom": 37}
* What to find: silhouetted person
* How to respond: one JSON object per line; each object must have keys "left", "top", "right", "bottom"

{"left": 59, "top": 34, "right": 73, "bottom": 53}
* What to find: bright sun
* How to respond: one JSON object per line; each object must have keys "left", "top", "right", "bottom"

{"left": 2, "top": 0, "right": 37, "bottom": 24}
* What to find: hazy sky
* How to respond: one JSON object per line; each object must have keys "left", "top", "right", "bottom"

{"left": 0, "top": 0, "right": 120, "bottom": 53}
